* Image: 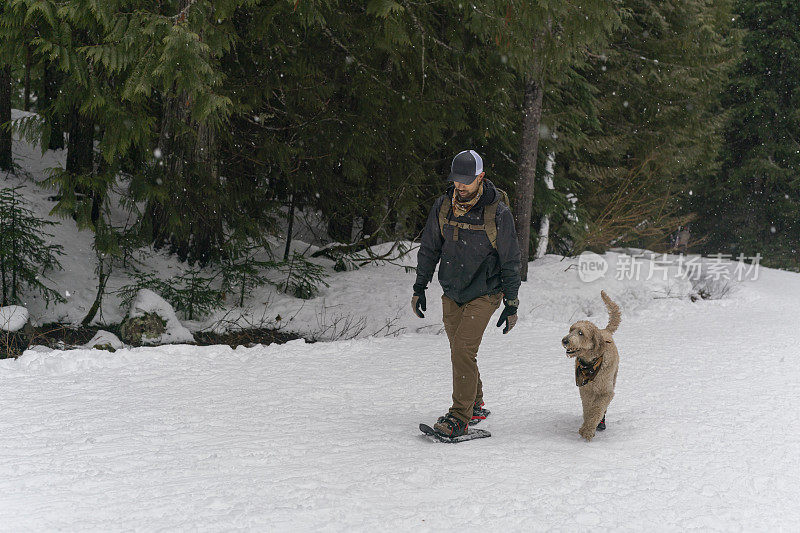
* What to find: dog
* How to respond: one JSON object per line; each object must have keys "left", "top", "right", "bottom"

{"left": 561, "top": 290, "right": 621, "bottom": 441}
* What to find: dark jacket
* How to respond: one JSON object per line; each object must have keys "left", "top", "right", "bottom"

{"left": 414, "top": 179, "right": 521, "bottom": 305}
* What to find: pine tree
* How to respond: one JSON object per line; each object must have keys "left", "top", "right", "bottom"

{"left": 696, "top": 0, "right": 800, "bottom": 267}
{"left": 222, "top": 1, "right": 521, "bottom": 253}
{"left": 0, "top": 1, "right": 67, "bottom": 152}
{"left": 140, "top": 0, "right": 241, "bottom": 264}
{"left": 553, "top": 0, "right": 734, "bottom": 253}
{"left": 488, "top": 1, "right": 623, "bottom": 279}
{"left": 0, "top": 187, "right": 65, "bottom": 305}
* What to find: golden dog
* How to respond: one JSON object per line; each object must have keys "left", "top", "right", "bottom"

{"left": 561, "top": 290, "right": 621, "bottom": 441}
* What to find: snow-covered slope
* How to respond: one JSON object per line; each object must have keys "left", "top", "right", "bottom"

{"left": 1, "top": 261, "right": 798, "bottom": 530}
{"left": 2, "top": 116, "right": 705, "bottom": 342}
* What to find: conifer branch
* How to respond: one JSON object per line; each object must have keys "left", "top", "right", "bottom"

{"left": 171, "top": 0, "right": 200, "bottom": 25}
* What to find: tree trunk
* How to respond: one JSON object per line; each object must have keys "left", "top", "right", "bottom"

{"left": 328, "top": 210, "right": 354, "bottom": 243}
{"left": 387, "top": 203, "right": 398, "bottom": 240}
{"left": 42, "top": 64, "right": 65, "bottom": 150}
{"left": 23, "top": 46, "right": 32, "bottom": 112}
{"left": 0, "top": 66, "right": 12, "bottom": 172}
{"left": 361, "top": 204, "right": 380, "bottom": 247}
{"left": 145, "top": 89, "right": 188, "bottom": 254}
{"left": 81, "top": 256, "right": 110, "bottom": 326}
{"left": 192, "top": 119, "right": 221, "bottom": 265}
{"left": 535, "top": 151, "right": 555, "bottom": 259}
{"left": 10, "top": 203, "right": 17, "bottom": 303}
{"left": 284, "top": 194, "right": 295, "bottom": 261}
{"left": 1, "top": 254, "right": 7, "bottom": 306}
{"left": 1, "top": 208, "right": 7, "bottom": 302}
{"left": 66, "top": 107, "right": 94, "bottom": 175}
{"left": 513, "top": 76, "right": 544, "bottom": 281}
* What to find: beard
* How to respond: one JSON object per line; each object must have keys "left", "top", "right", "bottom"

{"left": 456, "top": 187, "right": 479, "bottom": 202}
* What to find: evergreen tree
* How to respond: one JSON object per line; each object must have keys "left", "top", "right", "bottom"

{"left": 484, "top": 1, "right": 623, "bottom": 279}
{"left": 0, "top": 187, "right": 65, "bottom": 306}
{"left": 0, "top": 0, "right": 744, "bottom": 280}
{"left": 553, "top": 0, "right": 734, "bottom": 253}
{"left": 223, "top": 1, "right": 524, "bottom": 254}
{"left": 140, "top": 0, "right": 243, "bottom": 264}
{"left": 695, "top": 0, "right": 800, "bottom": 267}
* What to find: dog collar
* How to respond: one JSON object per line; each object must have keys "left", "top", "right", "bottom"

{"left": 575, "top": 355, "right": 603, "bottom": 387}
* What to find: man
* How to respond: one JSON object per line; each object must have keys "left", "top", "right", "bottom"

{"left": 412, "top": 149, "right": 521, "bottom": 437}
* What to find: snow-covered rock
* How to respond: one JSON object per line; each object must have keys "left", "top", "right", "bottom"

{"left": 23, "top": 345, "right": 53, "bottom": 354}
{"left": 83, "top": 330, "right": 124, "bottom": 352}
{"left": 0, "top": 305, "right": 30, "bottom": 332}
{"left": 119, "top": 289, "right": 194, "bottom": 346}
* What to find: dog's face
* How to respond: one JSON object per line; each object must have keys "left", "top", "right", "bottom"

{"left": 561, "top": 320, "right": 602, "bottom": 359}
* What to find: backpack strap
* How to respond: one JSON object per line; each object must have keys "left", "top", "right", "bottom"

{"left": 484, "top": 201, "right": 498, "bottom": 249}
{"left": 484, "top": 187, "right": 511, "bottom": 250}
{"left": 438, "top": 196, "right": 451, "bottom": 240}
{"left": 440, "top": 198, "right": 486, "bottom": 242}
{"left": 445, "top": 219, "right": 487, "bottom": 242}
{"left": 439, "top": 187, "right": 509, "bottom": 249}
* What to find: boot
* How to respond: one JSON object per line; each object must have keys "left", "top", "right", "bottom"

{"left": 471, "top": 400, "right": 490, "bottom": 422}
{"left": 433, "top": 413, "right": 469, "bottom": 437}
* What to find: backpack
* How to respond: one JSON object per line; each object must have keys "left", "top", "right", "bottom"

{"left": 438, "top": 187, "right": 511, "bottom": 249}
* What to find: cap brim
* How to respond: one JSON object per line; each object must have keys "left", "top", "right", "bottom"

{"left": 448, "top": 173, "right": 478, "bottom": 185}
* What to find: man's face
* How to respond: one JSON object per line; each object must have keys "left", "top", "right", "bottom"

{"left": 454, "top": 172, "right": 485, "bottom": 200}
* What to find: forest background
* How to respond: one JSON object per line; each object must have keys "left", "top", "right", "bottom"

{"left": 1, "top": 0, "right": 796, "bottom": 325}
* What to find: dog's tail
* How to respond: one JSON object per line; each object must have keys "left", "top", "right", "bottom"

{"left": 601, "top": 290, "right": 621, "bottom": 334}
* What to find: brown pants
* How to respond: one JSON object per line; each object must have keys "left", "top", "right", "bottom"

{"left": 442, "top": 293, "right": 502, "bottom": 423}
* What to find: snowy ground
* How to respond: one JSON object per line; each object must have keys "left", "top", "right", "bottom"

{"left": 2, "top": 260, "right": 799, "bottom": 531}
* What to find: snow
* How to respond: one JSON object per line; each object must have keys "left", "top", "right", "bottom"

{"left": 82, "top": 330, "right": 124, "bottom": 350}
{"left": 127, "top": 289, "right": 195, "bottom": 345}
{"left": 0, "top": 305, "right": 29, "bottom": 332}
{"left": 1, "top": 261, "right": 799, "bottom": 530}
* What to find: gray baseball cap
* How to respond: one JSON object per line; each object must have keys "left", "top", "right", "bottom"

{"left": 448, "top": 150, "right": 484, "bottom": 184}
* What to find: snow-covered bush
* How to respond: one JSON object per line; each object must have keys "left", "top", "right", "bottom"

{"left": 119, "top": 289, "right": 194, "bottom": 346}
{"left": 691, "top": 275, "right": 735, "bottom": 301}
{"left": 118, "top": 269, "right": 223, "bottom": 320}
{"left": 0, "top": 305, "right": 29, "bottom": 332}
{"left": 82, "top": 330, "right": 124, "bottom": 352}
{"left": 0, "top": 305, "right": 34, "bottom": 358}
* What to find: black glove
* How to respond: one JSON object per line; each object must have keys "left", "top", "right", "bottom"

{"left": 412, "top": 284, "right": 427, "bottom": 318}
{"left": 496, "top": 299, "right": 518, "bottom": 334}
